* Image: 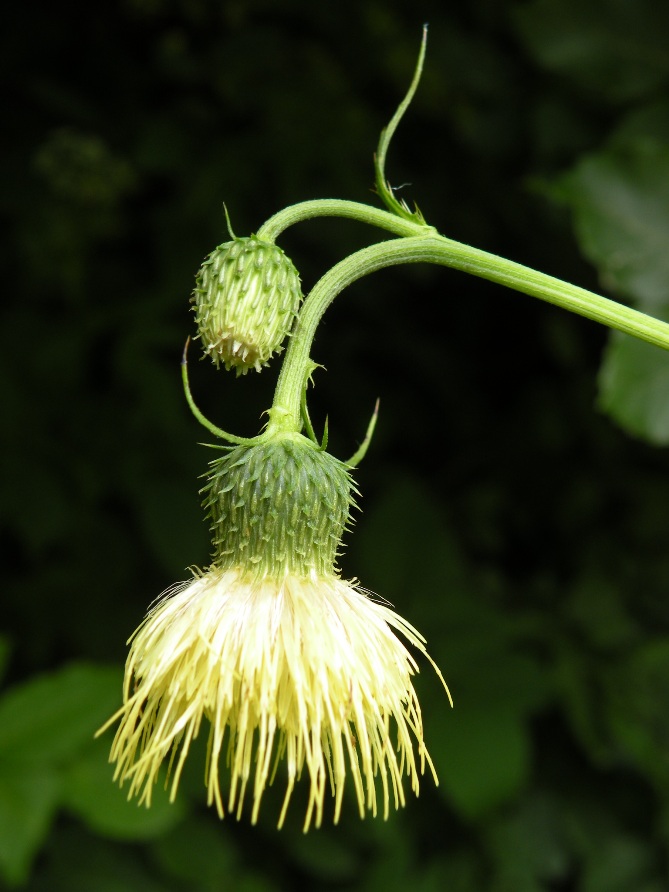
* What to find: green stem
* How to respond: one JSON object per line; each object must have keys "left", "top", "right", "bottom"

{"left": 270, "top": 233, "right": 669, "bottom": 429}
{"left": 256, "top": 199, "right": 435, "bottom": 244}
{"left": 374, "top": 24, "right": 428, "bottom": 223}
{"left": 181, "top": 338, "right": 263, "bottom": 445}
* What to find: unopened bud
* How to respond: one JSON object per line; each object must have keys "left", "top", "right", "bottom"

{"left": 192, "top": 235, "right": 302, "bottom": 373}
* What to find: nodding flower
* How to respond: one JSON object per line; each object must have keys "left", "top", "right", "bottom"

{"left": 99, "top": 434, "right": 450, "bottom": 830}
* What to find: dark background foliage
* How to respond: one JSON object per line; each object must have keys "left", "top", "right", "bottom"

{"left": 3, "top": 0, "right": 669, "bottom": 889}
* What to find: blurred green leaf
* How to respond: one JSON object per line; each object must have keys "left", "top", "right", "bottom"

{"left": 31, "top": 824, "right": 173, "bottom": 892}
{"left": 486, "top": 794, "right": 569, "bottom": 892}
{"left": 34, "top": 128, "right": 135, "bottom": 208}
{"left": 554, "top": 140, "right": 669, "bottom": 308}
{"left": 283, "top": 824, "right": 361, "bottom": 883}
{"left": 232, "top": 875, "right": 278, "bottom": 892}
{"left": 0, "top": 766, "right": 60, "bottom": 887}
{"left": 430, "top": 630, "right": 550, "bottom": 821}
{"left": 603, "top": 639, "right": 669, "bottom": 790}
{"left": 564, "top": 800, "right": 661, "bottom": 892}
{"left": 552, "top": 641, "right": 614, "bottom": 767}
{"left": 356, "top": 816, "right": 415, "bottom": 892}
{"left": 428, "top": 702, "right": 530, "bottom": 821}
{"left": 360, "top": 837, "right": 481, "bottom": 892}
{"left": 414, "top": 855, "right": 482, "bottom": 892}
{"left": 63, "top": 737, "right": 186, "bottom": 841}
{"left": 150, "top": 815, "right": 239, "bottom": 890}
{"left": 151, "top": 814, "right": 278, "bottom": 892}
{"left": 0, "top": 663, "right": 121, "bottom": 764}
{"left": 0, "top": 665, "right": 123, "bottom": 885}
{"left": 598, "top": 334, "right": 669, "bottom": 442}
{"left": 552, "top": 137, "right": 669, "bottom": 441}
{"left": 351, "top": 475, "right": 468, "bottom": 634}
{"left": 563, "top": 567, "right": 639, "bottom": 650}
{"left": 611, "top": 99, "right": 669, "bottom": 148}
{"left": 582, "top": 835, "right": 657, "bottom": 892}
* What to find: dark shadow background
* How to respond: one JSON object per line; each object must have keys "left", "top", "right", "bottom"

{"left": 3, "top": 1, "right": 669, "bottom": 890}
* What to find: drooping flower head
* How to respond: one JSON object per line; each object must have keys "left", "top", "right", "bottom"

{"left": 100, "top": 432, "right": 450, "bottom": 830}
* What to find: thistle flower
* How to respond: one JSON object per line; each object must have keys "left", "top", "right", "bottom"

{"left": 192, "top": 235, "right": 302, "bottom": 374}
{"left": 100, "top": 434, "right": 449, "bottom": 829}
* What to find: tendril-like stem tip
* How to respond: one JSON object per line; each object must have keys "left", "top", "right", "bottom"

{"left": 181, "top": 337, "right": 259, "bottom": 445}
{"left": 346, "top": 398, "right": 380, "bottom": 468}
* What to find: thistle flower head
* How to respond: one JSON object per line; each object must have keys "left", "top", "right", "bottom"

{"left": 192, "top": 236, "right": 302, "bottom": 374}
{"left": 103, "top": 565, "right": 447, "bottom": 830}
{"left": 100, "top": 434, "right": 450, "bottom": 828}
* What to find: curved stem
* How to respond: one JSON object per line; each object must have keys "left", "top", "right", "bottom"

{"left": 374, "top": 24, "right": 428, "bottom": 223}
{"left": 272, "top": 233, "right": 669, "bottom": 427}
{"left": 181, "top": 338, "right": 263, "bottom": 445}
{"left": 256, "top": 29, "right": 432, "bottom": 245}
{"left": 272, "top": 238, "right": 420, "bottom": 426}
{"left": 256, "top": 199, "right": 435, "bottom": 244}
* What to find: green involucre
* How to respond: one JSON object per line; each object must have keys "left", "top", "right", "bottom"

{"left": 192, "top": 235, "right": 303, "bottom": 374}
{"left": 203, "top": 434, "right": 356, "bottom": 578}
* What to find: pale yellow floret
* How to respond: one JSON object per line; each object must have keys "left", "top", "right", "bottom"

{"left": 99, "top": 567, "right": 450, "bottom": 831}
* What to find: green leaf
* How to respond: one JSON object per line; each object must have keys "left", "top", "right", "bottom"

{"left": 598, "top": 333, "right": 669, "bottom": 442}
{"left": 414, "top": 856, "right": 482, "bottom": 892}
{"left": 32, "top": 824, "right": 173, "bottom": 892}
{"left": 150, "top": 816, "right": 239, "bottom": 890}
{"left": 283, "top": 825, "right": 361, "bottom": 883}
{"left": 426, "top": 624, "right": 548, "bottom": 819}
{"left": 603, "top": 639, "right": 669, "bottom": 789}
{"left": 427, "top": 702, "right": 531, "bottom": 821}
{"left": 553, "top": 137, "right": 669, "bottom": 442}
{"left": 555, "top": 140, "right": 669, "bottom": 308}
{"left": 486, "top": 794, "right": 569, "bottom": 892}
{"left": 0, "top": 663, "right": 121, "bottom": 764}
{"left": 552, "top": 641, "right": 615, "bottom": 767}
{"left": 0, "top": 664, "right": 123, "bottom": 885}
{"left": 582, "top": 836, "right": 656, "bottom": 892}
{"left": 0, "top": 766, "right": 61, "bottom": 887}
{"left": 63, "top": 737, "right": 186, "bottom": 841}
{"left": 611, "top": 99, "right": 669, "bottom": 150}
{"left": 563, "top": 565, "right": 639, "bottom": 649}
{"left": 355, "top": 817, "right": 415, "bottom": 892}
{"left": 425, "top": 626, "right": 548, "bottom": 820}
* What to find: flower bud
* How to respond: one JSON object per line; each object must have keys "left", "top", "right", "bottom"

{"left": 192, "top": 236, "right": 302, "bottom": 373}
{"left": 203, "top": 434, "right": 354, "bottom": 578}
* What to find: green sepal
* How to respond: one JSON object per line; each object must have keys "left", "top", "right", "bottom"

{"left": 345, "top": 398, "right": 379, "bottom": 468}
